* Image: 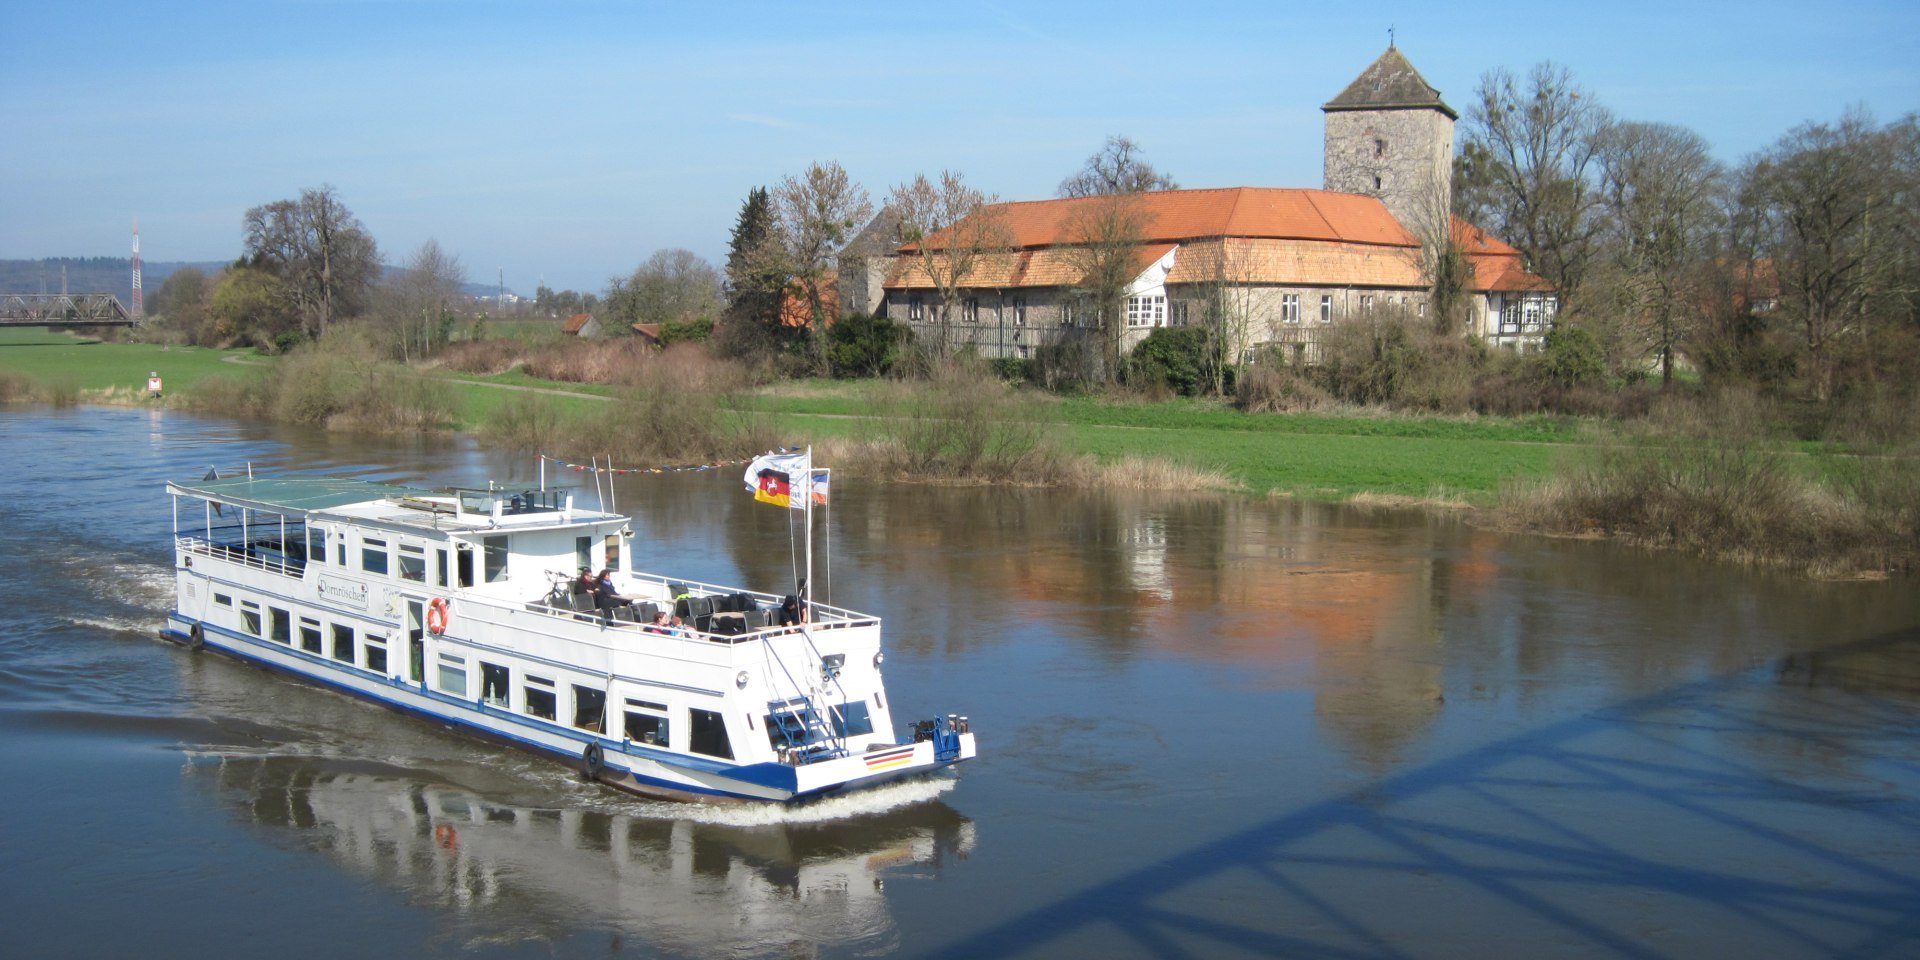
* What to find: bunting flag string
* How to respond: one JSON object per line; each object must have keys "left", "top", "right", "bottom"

{"left": 538, "top": 449, "right": 803, "bottom": 477}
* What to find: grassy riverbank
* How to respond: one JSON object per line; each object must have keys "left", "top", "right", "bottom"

{"left": 6, "top": 329, "right": 1911, "bottom": 575}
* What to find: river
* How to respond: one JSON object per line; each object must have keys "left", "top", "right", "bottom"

{"left": 3, "top": 406, "right": 1918, "bottom": 959}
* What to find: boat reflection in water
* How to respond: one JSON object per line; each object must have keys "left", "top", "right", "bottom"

{"left": 190, "top": 754, "right": 974, "bottom": 954}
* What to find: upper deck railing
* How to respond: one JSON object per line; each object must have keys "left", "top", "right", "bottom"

{"left": 177, "top": 536, "right": 304, "bottom": 578}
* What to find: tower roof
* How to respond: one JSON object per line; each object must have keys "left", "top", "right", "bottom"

{"left": 1323, "top": 46, "right": 1457, "bottom": 120}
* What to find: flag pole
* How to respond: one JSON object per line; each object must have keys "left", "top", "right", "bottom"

{"left": 803, "top": 446, "right": 814, "bottom": 621}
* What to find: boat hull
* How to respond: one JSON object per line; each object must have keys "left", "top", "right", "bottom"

{"left": 163, "top": 613, "right": 975, "bottom": 804}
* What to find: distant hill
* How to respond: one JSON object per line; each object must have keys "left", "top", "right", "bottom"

{"left": 0, "top": 257, "right": 515, "bottom": 306}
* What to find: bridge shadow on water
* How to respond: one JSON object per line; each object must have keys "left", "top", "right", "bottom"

{"left": 928, "top": 630, "right": 1920, "bottom": 960}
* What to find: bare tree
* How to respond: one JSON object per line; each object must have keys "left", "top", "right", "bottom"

{"left": 888, "top": 171, "right": 1015, "bottom": 357}
{"left": 1595, "top": 121, "right": 1727, "bottom": 383}
{"left": 381, "top": 239, "right": 467, "bottom": 361}
{"left": 604, "top": 248, "right": 723, "bottom": 331}
{"left": 1456, "top": 63, "right": 1611, "bottom": 311}
{"left": 1063, "top": 194, "right": 1152, "bottom": 383}
{"left": 774, "top": 161, "right": 873, "bottom": 365}
{"left": 1058, "top": 135, "right": 1178, "bottom": 198}
{"left": 1745, "top": 109, "right": 1917, "bottom": 399}
{"left": 243, "top": 185, "right": 381, "bottom": 340}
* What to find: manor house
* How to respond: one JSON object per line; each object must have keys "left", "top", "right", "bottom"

{"left": 849, "top": 46, "right": 1556, "bottom": 362}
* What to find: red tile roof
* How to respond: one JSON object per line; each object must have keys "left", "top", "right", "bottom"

{"left": 562, "top": 313, "right": 593, "bottom": 334}
{"left": 886, "top": 188, "right": 1552, "bottom": 295}
{"left": 907, "top": 187, "right": 1419, "bottom": 253}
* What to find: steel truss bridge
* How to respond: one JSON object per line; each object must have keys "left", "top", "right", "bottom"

{"left": 0, "top": 293, "right": 137, "bottom": 328}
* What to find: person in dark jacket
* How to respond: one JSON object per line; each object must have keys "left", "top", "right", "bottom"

{"left": 592, "top": 569, "right": 626, "bottom": 624}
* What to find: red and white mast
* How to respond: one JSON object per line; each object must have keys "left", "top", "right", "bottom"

{"left": 131, "top": 219, "right": 144, "bottom": 318}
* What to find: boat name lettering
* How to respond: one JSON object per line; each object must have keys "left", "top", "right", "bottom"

{"left": 317, "top": 574, "right": 369, "bottom": 609}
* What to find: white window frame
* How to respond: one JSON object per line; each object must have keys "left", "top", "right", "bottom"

{"left": 1281, "top": 294, "right": 1300, "bottom": 325}
{"left": 909, "top": 296, "right": 924, "bottom": 322}
{"left": 1126, "top": 294, "right": 1166, "bottom": 329}
{"left": 1013, "top": 297, "right": 1027, "bottom": 325}
{"left": 962, "top": 298, "right": 979, "bottom": 324}
{"left": 1319, "top": 295, "right": 1333, "bottom": 324}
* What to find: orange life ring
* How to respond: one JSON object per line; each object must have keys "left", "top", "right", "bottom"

{"left": 426, "top": 597, "right": 451, "bottom": 635}
{"left": 434, "top": 823, "right": 457, "bottom": 849}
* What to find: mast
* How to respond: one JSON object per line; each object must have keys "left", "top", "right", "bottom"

{"left": 803, "top": 446, "right": 814, "bottom": 619}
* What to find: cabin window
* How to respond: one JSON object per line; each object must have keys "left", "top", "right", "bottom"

{"left": 483, "top": 536, "right": 509, "bottom": 583}
{"left": 269, "top": 607, "right": 291, "bottom": 644}
{"left": 437, "top": 654, "right": 468, "bottom": 697}
{"left": 603, "top": 535, "right": 621, "bottom": 573}
{"left": 362, "top": 538, "right": 389, "bottom": 576}
{"left": 330, "top": 624, "right": 355, "bottom": 663}
{"left": 456, "top": 546, "right": 475, "bottom": 588}
{"left": 525, "top": 677, "right": 557, "bottom": 720}
{"left": 335, "top": 540, "right": 346, "bottom": 565}
{"left": 240, "top": 601, "right": 261, "bottom": 636}
{"left": 830, "top": 700, "right": 875, "bottom": 737}
{"left": 213, "top": 593, "right": 232, "bottom": 607}
{"left": 480, "top": 662, "right": 510, "bottom": 707}
{"left": 299, "top": 617, "right": 322, "bottom": 654}
{"left": 399, "top": 545, "right": 426, "bottom": 582}
{"left": 364, "top": 640, "right": 387, "bottom": 674}
{"left": 434, "top": 549, "right": 449, "bottom": 588}
{"left": 576, "top": 536, "right": 592, "bottom": 572}
{"left": 689, "top": 708, "right": 734, "bottom": 760}
{"left": 307, "top": 528, "right": 327, "bottom": 565}
{"left": 624, "top": 710, "right": 669, "bottom": 746}
{"left": 573, "top": 685, "right": 606, "bottom": 733}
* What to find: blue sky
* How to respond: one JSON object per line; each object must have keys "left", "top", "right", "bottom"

{"left": 3, "top": 1, "right": 1915, "bottom": 294}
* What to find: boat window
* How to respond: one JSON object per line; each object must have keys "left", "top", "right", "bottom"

{"left": 240, "top": 601, "right": 261, "bottom": 636}
{"left": 213, "top": 593, "right": 232, "bottom": 607}
{"left": 576, "top": 537, "right": 591, "bottom": 573}
{"left": 399, "top": 545, "right": 426, "bottom": 582}
{"left": 364, "top": 640, "right": 387, "bottom": 674}
{"left": 299, "top": 617, "right": 322, "bottom": 654}
{"left": 336, "top": 540, "right": 346, "bottom": 565}
{"left": 480, "top": 662, "right": 510, "bottom": 707}
{"left": 625, "top": 697, "right": 667, "bottom": 711}
{"left": 362, "top": 538, "right": 389, "bottom": 576}
{"left": 330, "top": 624, "right": 355, "bottom": 663}
{"left": 307, "top": 527, "right": 327, "bottom": 565}
{"left": 830, "top": 700, "right": 875, "bottom": 737}
{"left": 624, "top": 711, "right": 669, "bottom": 747}
{"left": 457, "top": 546, "right": 475, "bottom": 588}
{"left": 525, "top": 685, "right": 557, "bottom": 721}
{"left": 269, "top": 607, "right": 291, "bottom": 644}
{"left": 572, "top": 685, "right": 606, "bottom": 733}
{"left": 484, "top": 535, "right": 509, "bottom": 583}
{"left": 603, "top": 534, "right": 621, "bottom": 572}
{"left": 437, "top": 654, "right": 468, "bottom": 697}
{"left": 689, "top": 708, "right": 734, "bottom": 760}
{"left": 435, "top": 549, "right": 450, "bottom": 588}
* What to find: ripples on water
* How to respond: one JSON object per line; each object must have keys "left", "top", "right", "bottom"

{"left": 6, "top": 407, "right": 1920, "bottom": 959}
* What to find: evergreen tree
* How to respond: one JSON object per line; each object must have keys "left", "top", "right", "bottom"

{"left": 721, "top": 187, "right": 791, "bottom": 348}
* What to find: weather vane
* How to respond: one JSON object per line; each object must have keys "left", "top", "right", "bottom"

{"left": 1388, "top": 25, "right": 1396, "bottom": 48}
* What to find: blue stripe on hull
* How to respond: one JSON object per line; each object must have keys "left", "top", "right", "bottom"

{"left": 163, "top": 616, "right": 805, "bottom": 803}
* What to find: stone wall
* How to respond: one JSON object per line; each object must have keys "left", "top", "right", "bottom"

{"left": 1323, "top": 107, "right": 1454, "bottom": 236}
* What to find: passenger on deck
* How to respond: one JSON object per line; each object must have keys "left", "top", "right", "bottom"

{"left": 669, "top": 614, "right": 691, "bottom": 637}
{"left": 575, "top": 567, "right": 595, "bottom": 595}
{"left": 592, "top": 570, "right": 628, "bottom": 624}
{"left": 645, "top": 611, "right": 672, "bottom": 635}
{"left": 779, "top": 594, "right": 806, "bottom": 627}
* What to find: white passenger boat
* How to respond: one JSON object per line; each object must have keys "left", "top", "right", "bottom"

{"left": 161, "top": 471, "right": 976, "bottom": 803}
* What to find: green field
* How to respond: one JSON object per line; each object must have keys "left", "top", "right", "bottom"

{"left": 0, "top": 328, "right": 261, "bottom": 393}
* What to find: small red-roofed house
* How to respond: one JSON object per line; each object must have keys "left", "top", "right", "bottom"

{"left": 562, "top": 313, "right": 602, "bottom": 338}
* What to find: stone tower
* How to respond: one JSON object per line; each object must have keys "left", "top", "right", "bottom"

{"left": 1322, "top": 45, "right": 1457, "bottom": 236}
